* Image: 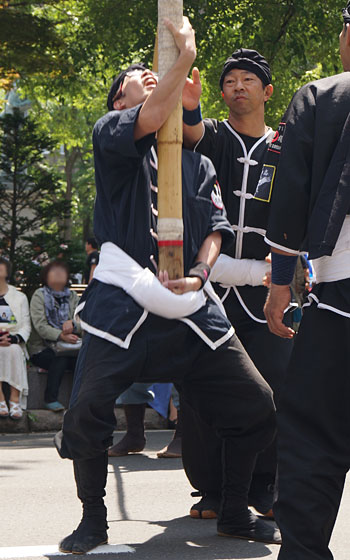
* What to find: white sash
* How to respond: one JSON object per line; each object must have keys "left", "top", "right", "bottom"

{"left": 93, "top": 242, "right": 226, "bottom": 320}
{"left": 312, "top": 216, "right": 350, "bottom": 283}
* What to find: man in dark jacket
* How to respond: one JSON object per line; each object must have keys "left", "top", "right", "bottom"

{"left": 182, "top": 48, "right": 294, "bottom": 520}
{"left": 54, "top": 17, "right": 280, "bottom": 555}
{"left": 264, "top": 5, "right": 350, "bottom": 559}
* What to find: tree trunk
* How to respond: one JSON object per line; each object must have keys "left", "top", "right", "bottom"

{"left": 157, "top": 0, "right": 184, "bottom": 279}
{"left": 9, "top": 122, "right": 19, "bottom": 280}
{"left": 63, "top": 146, "right": 79, "bottom": 242}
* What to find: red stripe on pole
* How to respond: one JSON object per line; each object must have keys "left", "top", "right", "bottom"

{"left": 158, "top": 240, "right": 184, "bottom": 247}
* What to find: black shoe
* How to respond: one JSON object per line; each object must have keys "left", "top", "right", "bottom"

{"left": 61, "top": 454, "right": 109, "bottom": 553}
{"left": 59, "top": 518, "right": 108, "bottom": 554}
{"left": 217, "top": 509, "right": 281, "bottom": 544}
{"left": 249, "top": 482, "right": 275, "bottom": 518}
{"left": 108, "top": 432, "right": 146, "bottom": 457}
{"left": 109, "top": 404, "right": 146, "bottom": 457}
{"left": 190, "top": 493, "right": 220, "bottom": 519}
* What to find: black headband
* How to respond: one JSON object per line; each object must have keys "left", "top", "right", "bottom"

{"left": 343, "top": 1, "right": 350, "bottom": 25}
{"left": 220, "top": 48, "right": 272, "bottom": 90}
{"left": 107, "top": 64, "right": 147, "bottom": 111}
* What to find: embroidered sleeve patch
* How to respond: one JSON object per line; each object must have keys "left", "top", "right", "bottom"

{"left": 253, "top": 164, "right": 276, "bottom": 203}
{"left": 267, "top": 122, "right": 286, "bottom": 155}
{"left": 211, "top": 181, "right": 224, "bottom": 209}
{"left": 253, "top": 121, "right": 286, "bottom": 203}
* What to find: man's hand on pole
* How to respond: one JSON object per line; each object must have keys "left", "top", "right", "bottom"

{"left": 136, "top": 16, "right": 196, "bottom": 140}
{"left": 164, "top": 16, "right": 196, "bottom": 63}
{"left": 159, "top": 270, "right": 201, "bottom": 294}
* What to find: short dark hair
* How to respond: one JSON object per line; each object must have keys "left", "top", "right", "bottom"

{"left": 0, "top": 257, "right": 12, "bottom": 280}
{"left": 40, "top": 260, "right": 70, "bottom": 287}
{"left": 107, "top": 64, "right": 147, "bottom": 111}
{"left": 86, "top": 237, "right": 98, "bottom": 249}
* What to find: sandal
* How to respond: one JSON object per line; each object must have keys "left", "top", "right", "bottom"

{"left": 9, "top": 401, "right": 23, "bottom": 420}
{"left": 0, "top": 400, "right": 9, "bottom": 418}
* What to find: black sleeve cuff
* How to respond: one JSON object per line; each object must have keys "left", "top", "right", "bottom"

{"left": 188, "top": 262, "right": 211, "bottom": 288}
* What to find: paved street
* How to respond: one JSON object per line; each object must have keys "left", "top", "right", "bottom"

{"left": 1, "top": 431, "right": 350, "bottom": 560}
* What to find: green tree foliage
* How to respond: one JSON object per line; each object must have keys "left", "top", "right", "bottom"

{"left": 61, "top": 0, "right": 346, "bottom": 126}
{"left": 1, "top": 0, "right": 347, "bottom": 285}
{"left": 185, "top": 0, "right": 345, "bottom": 126}
{"left": 0, "top": 0, "right": 74, "bottom": 88}
{"left": 0, "top": 108, "right": 62, "bottom": 284}
{"left": 5, "top": 1, "right": 347, "bottom": 120}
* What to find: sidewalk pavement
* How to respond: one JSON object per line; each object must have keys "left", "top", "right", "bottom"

{"left": 0, "top": 431, "right": 350, "bottom": 560}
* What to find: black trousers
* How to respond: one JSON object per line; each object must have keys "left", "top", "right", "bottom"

{"left": 31, "top": 348, "right": 76, "bottom": 404}
{"left": 276, "top": 304, "right": 350, "bottom": 560}
{"left": 182, "top": 290, "right": 294, "bottom": 495}
{"left": 58, "top": 314, "right": 275, "bottom": 462}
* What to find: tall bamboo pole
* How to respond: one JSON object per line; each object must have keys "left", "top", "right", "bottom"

{"left": 157, "top": 0, "right": 184, "bottom": 279}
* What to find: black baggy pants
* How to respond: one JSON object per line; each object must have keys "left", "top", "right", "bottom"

{"left": 58, "top": 314, "right": 275, "bottom": 464}
{"left": 276, "top": 303, "right": 350, "bottom": 560}
{"left": 181, "top": 291, "right": 294, "bottom": 496}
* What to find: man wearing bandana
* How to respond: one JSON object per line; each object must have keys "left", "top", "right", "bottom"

{"left": 182, "top": 49, "right": 294, "bottom": 519}
{"left": 263, "top": 4, "right": 350, "bottom": 559}
{"left": 54, "top": 18, "right": 281, "bottom": 554}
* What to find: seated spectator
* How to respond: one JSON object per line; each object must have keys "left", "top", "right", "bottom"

{"left": 0, "top": 257, "right": 31, "bottom": 420}
{"left": 28, "top": 261, "right": 82, "bottom": 412}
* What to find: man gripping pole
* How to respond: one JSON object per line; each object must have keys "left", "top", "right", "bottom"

{"left": 54, "top": 15, "right": 280, "bottom": 554}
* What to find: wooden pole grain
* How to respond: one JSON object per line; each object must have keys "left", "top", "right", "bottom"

{"left": 157, "top": 0, "right": 184, "bottom": 279}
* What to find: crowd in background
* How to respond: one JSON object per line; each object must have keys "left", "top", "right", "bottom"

{"left": 0, "top": 241, "right": 180, "bottom": 449}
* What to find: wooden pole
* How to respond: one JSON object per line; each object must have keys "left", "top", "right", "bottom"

{"left": 153, "top": 31, "right": 159, "bottom": 73}
{"left": 157, "top": 0, "right": 184, "bottom": 279}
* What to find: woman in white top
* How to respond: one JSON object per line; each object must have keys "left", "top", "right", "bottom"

{"left": 0, "top": 257, "right": 31, "bottom": 419}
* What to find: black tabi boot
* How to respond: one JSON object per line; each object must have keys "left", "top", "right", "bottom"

{"left": 248, "top": 472, "right": 276, "bottom": 518}
{"left": 190, "top": 491, "right": 220, "bottom": 519}
{"left": 217, "top": 440, "right": 281, "bottom": 544}
{"left": 59, "top": 452, "right": 109, "bottom": 554}
{"left": 108, "top": 404, "right": 146, "bottom": 457}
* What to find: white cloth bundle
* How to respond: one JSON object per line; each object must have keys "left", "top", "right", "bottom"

{"left": 210, "top": 254, "right": 270, "bottom": 287}
{"left": 93, "top": 242, "right": 226, "bottom": 320}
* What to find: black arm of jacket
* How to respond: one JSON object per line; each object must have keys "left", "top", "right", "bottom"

{"left": 266, "top": 72, "right": 350, "bottom": 254}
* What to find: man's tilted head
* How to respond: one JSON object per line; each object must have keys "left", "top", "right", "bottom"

{"left": 107, "top": 64, "right": 158, "bottom": 112}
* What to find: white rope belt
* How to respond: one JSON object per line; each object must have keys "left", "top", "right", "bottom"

{"left": 231, "top": 224, "right": 267, "bottom": 237}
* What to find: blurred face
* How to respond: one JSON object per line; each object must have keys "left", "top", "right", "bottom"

{"left": 339, "top": 25, "right": 350, "bottom": 71}
{"left": 47, "top": 266, "right": 68, "bottom": 290}
{"left": 222, "top": 69, "right": 273, "bottom": 116}
{"left": 0, "top": 264, "right": 8, "bottom": 283}
{"left": 113, "top": 69, "right": 158, "bottom": 110}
